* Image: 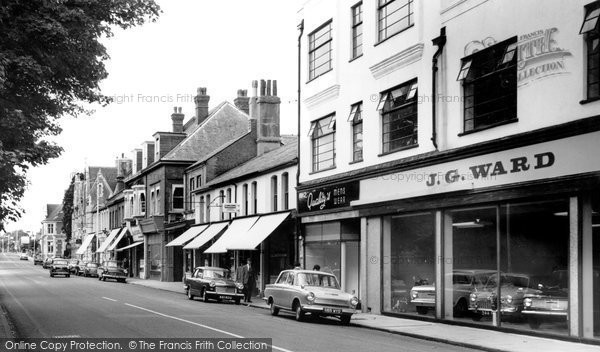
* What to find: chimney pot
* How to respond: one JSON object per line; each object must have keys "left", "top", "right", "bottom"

{"left": 267, "top": 80, "right": 272, "bottom": 96}
{"left": 260, "top": 80, "right": 266, "bottom": 96}
{"left": 273, "top": 80, "right": 278, "bottom": 96}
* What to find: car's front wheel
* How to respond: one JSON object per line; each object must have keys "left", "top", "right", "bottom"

{"left": 201, "top": 289, "right": 210, "bottom": 303}
{"left": 471, "top": 313, "right": 483, "bottom": 321}
{"left": 269, "top": 301, "right": 279, "bottom": 316}
{"left": 294, "top": 304, "right": 304, "bottom": 322}
{"left": 528, "top": 318, "right": 541, "bottom": 329}
{"left": 187, "top": 287, "right": 194, "bottom": 300}
{"left": 416, "top": 306, "right": 428, "bottom": 315}
{"left": 340, "top": 315, "right": 351, "bottom": 325}
{"left": 50, "top": 272, "right": 54, "bottom": 278}
{"left": 66, "top": 274, "right": 70, "bottom": 278}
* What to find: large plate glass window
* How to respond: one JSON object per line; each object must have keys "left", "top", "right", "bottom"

{"left": 308, "top": 20, "right": 333, "bottom": 80}
{"left": 379, "top": 79, "right": 418, "bottom": 153}
{"left": 378, "top": 0, "right": 413, "bottom": 42}
{"left": 309, "top": 114, "right": 336, "bottom": 172}
{"left": 457, "top": 37, "right": 517, "bottom": 132}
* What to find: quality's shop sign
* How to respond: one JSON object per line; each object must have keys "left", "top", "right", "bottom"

{"left": 298, "top": 181, "right": 359, "bottom": 213}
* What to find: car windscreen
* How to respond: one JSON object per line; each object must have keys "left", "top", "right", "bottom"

{"left": 106, "top": 262, "right": 119, "bottom": 267}
{"left": 297, "top": 273, "right": 340, "bottom": 289}
{"left": 203, "top": 269, "right": 230, "bottom": 279}
{"left": 87, "top": 263, "right": 98, "bottom": 268}
{"left": 69, "top": 260, "right": 78, "bottom": 264}
{"left": 53, "top": 260, "right": 68, "bottom": 265}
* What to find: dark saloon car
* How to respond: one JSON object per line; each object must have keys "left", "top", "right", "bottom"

{"left": 67, "top": 259, "right": 80, "bottom": 274}
{"left": 81, "top": 262, "right": 99, "bottom": 277}
{"left": 522, "top": 271, "right": 569, "bottom": 329}
{"left": 98, "top": 260, "right": 127, "bottom": 283}
{"left": 184, "top": 267, "right": 244, "bottom": 304}
{"left": 49, "top": 258, "right": 70, "bottom": 277}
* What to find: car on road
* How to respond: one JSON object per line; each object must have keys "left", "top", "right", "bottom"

{"left": 80, "top": 262, "right": 99, "bottom": 277}
{"left": 263, "top": 269, "right": 359, "bottom": 325}
{"left": 98, "top": 260, "right": 127, "bottom": 283}
{"left": 33, "top": 255, "right": 43, "bottom": 266}
{"left": 19, "top": 253, "right": 28, "bottom": 260}
{"left": 49, "top": 258, "right": 70, "bottom": 277}
{"left": 67, "top": 259, "right": 80, "bottom": 274}
{"left": 184, "top": 266, "right": 244, "bottom": 304}
{"left": 42, "top": 257, "right": 54, "bottom": 269}
{"left": 469, "top": 273, "right": 540, "bottom": 321}
{"left": 410, "top": 270, "right": 495, "bottom": 317}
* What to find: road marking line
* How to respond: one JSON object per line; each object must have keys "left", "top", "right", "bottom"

{"left": 102, "top": 297, "right": 117, "bottom": 302}
{"left": 124, "top": 303, "right": 294, "bottom": 352}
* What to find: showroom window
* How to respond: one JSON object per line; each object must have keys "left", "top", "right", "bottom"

{"left": 457, "top": 37, "right": 518, "bottom": 132}
{"left": 309, "top": 114, "right": 336, "bottom": 172}
{"left": 378, "top": 79, "right": 418, "bottom": 153}
{"left": 348, "top": 102, "right": 363, "bottom": 162}
{"left": 378, "top": 0, "right": 413, "bottom": 42}
{"left": 580, "top": 2, "right": 600, "bottom": 100}
{"left": 308, "top": 20, "right": 333, "bottom": 80}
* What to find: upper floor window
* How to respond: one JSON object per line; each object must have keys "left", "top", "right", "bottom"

{"left": 206, "top": 194, "right": 211, "bottom": 222}
{"left": 172, "top": 185, "right": 184, "bottom": 211}
{"left": 48, "top": 224, "right": 54, "bottom": 234}
{"left": 348, "top": 102, "right": 363, "bottom": 161}
{"left": 281, "top": 173, "right": 289, "bottom": 210}
{"left": 271, "top": 176, "right": 278, "bottom": 212}
{"left": 242, "top": 184, "right": 248, "bottom": 216}
{"left": 150, "top": 191, "right": 155, "bottom": 215}
{"left": 378, "top": 0, "right": 413, "bottom": 42}
{"left": 140, "top": 193, "right": 146, "bottom": 214}
{"left": 457, "top": 37, "right": 517, "bottom": 133}
{"left": 309, "top": 114, "right": 336, "bottom": 172}
{"left": 155, "top": 188, "right": 161, "bottom": 215}
{"left": 581, "top": 2, "right": 600, "bottom": 100}
{"left": 196, "top": 175, "right": 202, "bottom": 188}
{"left": 199, "top": 195, "right": 205, "bottom": 223}
{"left": 378, "top": 80, "right": 418, "bottom": 153}
{"left": 251, "top": 182, "right": 258, "bottom": 215}
{"left": 309, "top": 20, "right": 333, "bottom": 80}
{"left": 351, "top": 2, "right": 363, "bottom": 59}
{"left": 226, "top": 188, "right": 232, "bottom": 219}
{"left": 219, "top": 190, "right": 225, "bottom": 220}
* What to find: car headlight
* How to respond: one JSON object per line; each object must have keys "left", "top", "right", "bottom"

{"left": 470, "top": 293, "right": 477, "bottom": 302}
{"left": 306, "top": 292, "right": 315, "bottom": 303}
{"left": 506, "top": 295, "right": 513, "bottom": 304}
{"left": 209, "top": 281, "right": 216, "bottom": 288}
{"left": 236, "top": 283, "right": 244, "bottom": 290}
{"left": 410, "top": 290, "right": 418, "bottom": 300}
{"left": 524, "top": 298, "right": 532, "bottom": 307}
{"left": 124, "top": 269, "right": 128, "bottom": 274}
{"left": 350, "top": 296, "right": 359, "bottom": 308}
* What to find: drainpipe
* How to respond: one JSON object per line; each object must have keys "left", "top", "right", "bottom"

{"left": 295, "top": 19, "right": 304, "bottom": 265}
{"left": 431, "top": 27, "right": 446, "bottom": 151}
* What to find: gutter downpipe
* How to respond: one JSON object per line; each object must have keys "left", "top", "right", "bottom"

{"left": 295, "top": 19, "right": 304, "bottom": 265}
{"left": 431, "top": 27, "right": 446, "bottom": 151}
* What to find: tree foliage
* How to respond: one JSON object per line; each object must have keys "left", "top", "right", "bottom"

{"left": 0, "top": 0, "right": 161, "bottom": 231}
{"left": 62, "top": 176, "right": 75, "bottom": 241}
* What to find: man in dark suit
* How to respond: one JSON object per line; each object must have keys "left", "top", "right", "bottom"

{"left": 241, "top": 258, "right": 256, "bottom": 303}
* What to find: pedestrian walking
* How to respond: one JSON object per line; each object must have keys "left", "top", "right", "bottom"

{"left": 241, "top": 258, "right": 257, "bottom": 303}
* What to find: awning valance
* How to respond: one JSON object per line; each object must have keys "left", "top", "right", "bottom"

{"left": 166, "top": 225, "right": 208, "bottom": 247}
{"left": 96, "top": 228, "right": 121, "bottom": 253}
{"left": 183, "top": 222, "right": 229, "bottom": 250}
{"left": 204, "top": 217, "right": 259, "bottom": 254}
{"left": 116, "top": 241, "right": 143, "bottom": 252}
{"left": 76, "top": 234, "right": 95, "bottom": 255}
{"left": 107, "top": 228, "right": 128, "bottom": 251}
{"left": 227, "top": 212, "right": 290, "bottom": 251}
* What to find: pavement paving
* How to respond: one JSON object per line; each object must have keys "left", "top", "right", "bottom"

{"left": 127, "top": 277, "right": 600, "bottom": 352}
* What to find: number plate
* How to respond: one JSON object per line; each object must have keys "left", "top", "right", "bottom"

{"left": 219, "top": 295, "right": 233, "bottom": 300}
{"left": 481, "top": 311, "right": 491, "bottom": 316}
{"left": 323, "top": 308, "right": 342, "bottom": 314}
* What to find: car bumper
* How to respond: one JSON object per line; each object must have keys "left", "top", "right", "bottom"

{"left": 301, "top": 304, "right": 356, "bottom": 316}
{"left": 411, "top": 299, "right": 435, "bottom": 307}
{"left": 469, "top": 307, "right": 520, "bottom": 314}
{"left": 51, "top": 269, "right": 70, "bottom": 275}
{"left": 103, "top": 274, "right": 126, "bottom": 280}
{"left": 522, "top": 310, "right": 568, "bottom": 317}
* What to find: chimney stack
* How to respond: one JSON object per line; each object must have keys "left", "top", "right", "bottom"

{"left": 115, "top": 155, "right": 132, "bottom": 193}
{"left": 194, "top": 87, "right": 210, "bottom": 125}
{"left": 171, "top": 106, "right": 185, "bottom": 133}
{"left": 256, "top": 79, "right": 281, "bottom": 156}
{"left": 249, "top": 80, "right": 259, "bottom": 120}
{"left": 234, "top": 89, "right": 250, "bottom": 115}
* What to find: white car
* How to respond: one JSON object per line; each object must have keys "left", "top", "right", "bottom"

{"left": 19, "top": 253, "right": 28, "bottom": 260}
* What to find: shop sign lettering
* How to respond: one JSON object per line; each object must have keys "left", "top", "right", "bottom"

{"left": 517, "top": 28, "right": 572, "bottom": 86}
{"left": 425, "top": 152, "right": 555, "bottom": 187}
{"left": 298, "top": 182, "right": 359, "bottom": 213}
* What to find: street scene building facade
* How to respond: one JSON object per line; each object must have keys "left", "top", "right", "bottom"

{"left": 297, "top": 0, "right": 600, "bottom": 342}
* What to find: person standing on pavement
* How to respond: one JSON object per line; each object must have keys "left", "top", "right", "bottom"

{"left": 241, "top": 258, "right": 256, "bottom": 303}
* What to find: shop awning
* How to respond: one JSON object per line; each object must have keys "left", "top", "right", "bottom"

{"left": 96, "top": 228, "right": 121, "bottom": 253}
{"left": 76, "top": 234, "right": 95, "bottom": 255}
{"left": 183, "top": 222, "right": 229, "bottom": 250}
{"left": 166, "top": 224, "right": 208, "bottom": 247}
{"left": 116, "top": 241, "right": 143, "bottom": 252}
{"left": 107, "top": 227, "right": 128, "bottom": 251}
{"left": 204, "top": 216, "right": 259, "bottom": 254}
{"left": 227, "top": 212, "right": 290, "bottom": 251}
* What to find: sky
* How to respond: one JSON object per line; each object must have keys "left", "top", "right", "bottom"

{"left": 5, "top": 0, "right": 301, "bottom": 233}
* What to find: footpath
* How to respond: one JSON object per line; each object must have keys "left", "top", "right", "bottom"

{"left": 127, "top": 278, "right": 600, "bottom": 352}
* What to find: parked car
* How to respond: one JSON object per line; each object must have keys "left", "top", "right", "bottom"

{"left": 81, "top": 262, "right": 99, "bottom": 277}
{"left": 184, "top": 266, "right": 244, "bottom": 304}
{"left": 33, "top": 255, "right": 43, "bottom": 266}
{"left": 42, "top": 257, "right": 54, "bottom": 269}
{"left": 522, "top": 270, "right": 569, "bottom": 329}
{"left": 410, "top": 270, "right": 495, "bottom": 317}
{"left": 19, "top": 253, "right": 28, "bottom": 260}
{"left": 67, "top": 259, "right": 80, "bottom": 274}
{"left": 263, "top": 269, "right": 359, "bottom": 325}
{"left": 98, "top": 260, "right": 127, "bottom": 283}
{"left": 49, "top": 258, "right": 70, "bottom": 277}
{"left": 469, "top": 273, "right": 540, "bottom": 321}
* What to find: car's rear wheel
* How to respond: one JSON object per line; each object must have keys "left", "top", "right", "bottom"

{"left": 471, "top": 313, "right": 483, "bottom": 321}
{"left": 269, "top": 301, "right": 279, "bottom": 316}
{"left": 235, "top": 299, "right": 241, "bottom": 305}
{"left": 454, "top": 299, "right": 468, "bottom": 318}
{"left": 66, "top": 274, "right": 70, "bottom": 278}
{"left": 416, "top": 306, "right": 428, "bottom": 315}
{"left": 201, "top": 289, "right": 209, "bottom": 302}
{"left": 340, "top": 315, "right": 351, "bottom": 325}
{"left": 294, "top": 303, "right": 304, "bottom": 322}
{"left": 187, "top": 287, "right": 194, "bottom": 300}
{"left": 50, "top": 273, "right": 53, "bottom": 277}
